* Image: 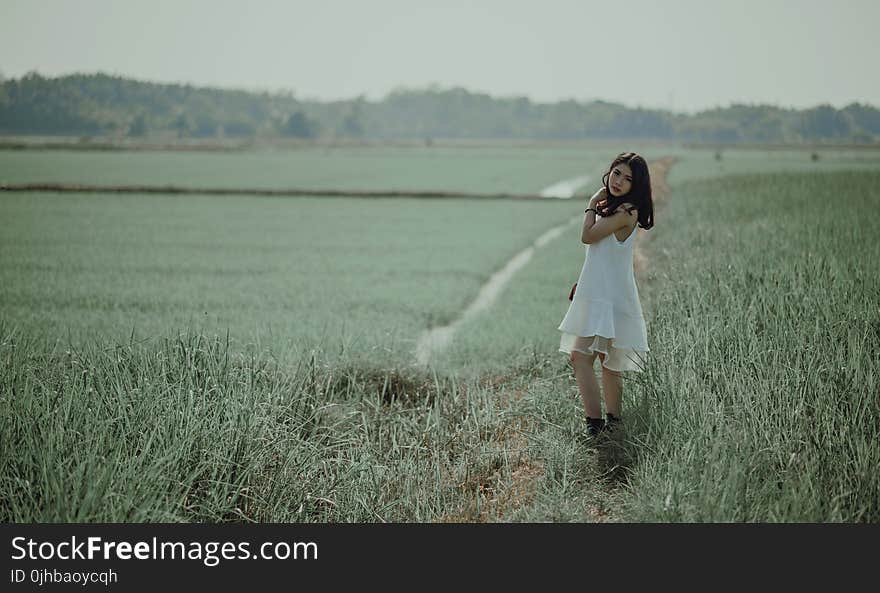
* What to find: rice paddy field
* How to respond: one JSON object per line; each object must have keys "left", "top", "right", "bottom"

{"left": 1, "top": 142, "right": 878, "bottom": 522}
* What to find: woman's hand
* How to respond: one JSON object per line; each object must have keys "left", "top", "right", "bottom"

{"left": 588, "top": 187, "right": 606, "bottom": 209}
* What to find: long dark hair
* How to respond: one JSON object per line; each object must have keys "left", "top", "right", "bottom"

{"left": 597, "top": 152, "right": 654, "bottom": 230}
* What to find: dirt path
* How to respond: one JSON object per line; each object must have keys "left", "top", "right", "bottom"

{"left": 633, "top": 156, "right": 677, "bottom": 275}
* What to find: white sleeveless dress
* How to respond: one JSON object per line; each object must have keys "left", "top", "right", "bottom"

{"left": 557, "top": 212, "right": 649, "bottom": 372}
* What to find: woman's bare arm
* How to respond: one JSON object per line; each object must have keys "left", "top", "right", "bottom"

{"left": 581, "top": 203, "right": 637, "bottom": 244}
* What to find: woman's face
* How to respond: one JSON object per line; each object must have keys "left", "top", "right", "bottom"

{"left": 608, "top": 162, "right": 633, "bottom": 197}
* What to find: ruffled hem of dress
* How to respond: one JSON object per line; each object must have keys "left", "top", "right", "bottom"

{"left": 558, "top": 333, "right": 648, "bottom": 373}
{"left": 557, "top": 298, "right": 647, "bottom": 352}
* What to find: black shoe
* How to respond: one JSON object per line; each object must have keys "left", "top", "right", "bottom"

{"left": 604, "top": 413, "right": 622, "bottom": 433}
{"left": 585, "top": 417, "right": 604, "bottom": 439}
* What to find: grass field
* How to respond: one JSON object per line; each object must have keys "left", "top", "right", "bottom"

{"left": 0, "top": 191, "right": 581, "bottom": 366}
{"left": 615, "top": 169, "right": 880, "bottom": 521}
{"left": 0, "top": 145, "right": 617, "bottom": 195}
{"left": 2, "top": 144, "right": 878, "bottom": 522}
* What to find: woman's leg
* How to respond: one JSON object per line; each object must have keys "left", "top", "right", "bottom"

{"left": 598, "top": 355, "right": 623, "bottom": 417}
{"left": 570, "top": 349, "right": 601, "bottom": 419}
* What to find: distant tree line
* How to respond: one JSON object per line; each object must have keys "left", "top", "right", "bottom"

{"left": 0, "top": 72, "right": 878, "bottom": 144}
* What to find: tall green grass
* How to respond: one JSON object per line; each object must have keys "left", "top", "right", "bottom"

{"left": 0, "top": 323, "right": 547, "bottom": 522}
{"left": 616, "top": 170, "right": 880, "bottom": 521}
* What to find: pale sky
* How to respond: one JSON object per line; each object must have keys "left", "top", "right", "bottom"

{"left": 1, "top": 0, "right": 878, "bottom": 113}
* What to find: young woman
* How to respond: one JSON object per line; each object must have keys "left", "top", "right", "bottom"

{"left": 557, "top": 152, "right": 655, "bottom": 439}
